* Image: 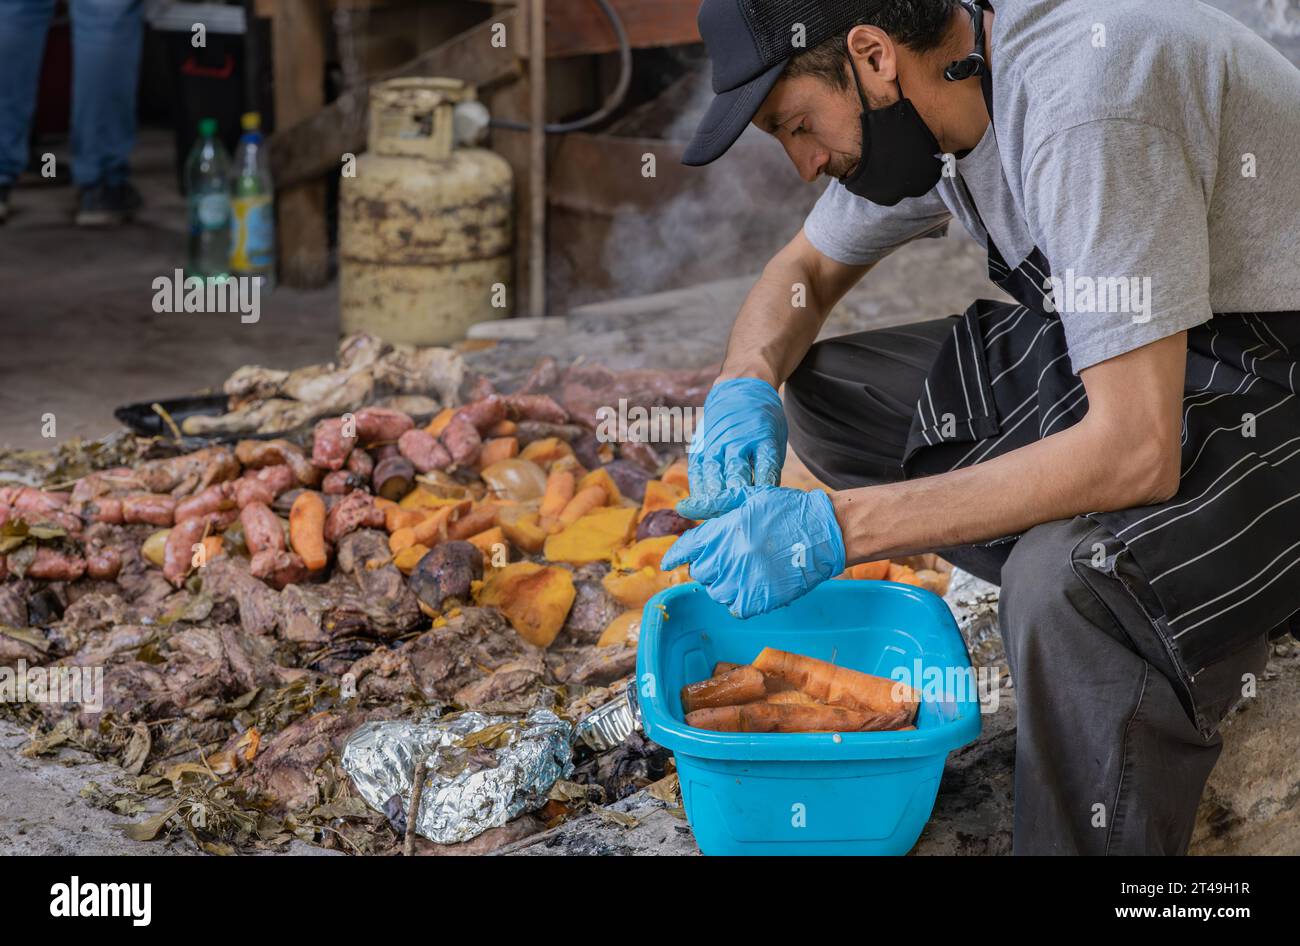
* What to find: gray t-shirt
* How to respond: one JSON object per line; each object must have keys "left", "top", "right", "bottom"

{"left": 804, "top": 0, "right": 1300, "bottom": 373}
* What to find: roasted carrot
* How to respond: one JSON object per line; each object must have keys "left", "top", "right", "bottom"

{"left": 425, "top": 407, "right": 456, "bottom": 437}
{"left": 289, "top": 491, "right": 329, "bottom": 571}
{"left": 681, "top": 665, "right": 767, "bottom": 714}
{"left": 685, "top": 703, "right": 902, "bottom": 733}
{"left": 752, "top": 647, "right": 919, "bottom": 721}
{"left": 466, "top": 526, "right": 505, "bottom": 561}
{"left": 385, "top": 504, "right": 427, "bottom": 533}
{"left": 847, "top": 560, "right": 890, "bottom": 581}
{"left": 887, "top": 562, "right": 923, "bottom": 586}
{"left": 389, "top": 526, "right": 417, "bottom": 555}
{"left": 409, "top": 501, "right": 472, "bottom": 547}
{"left": 538, "top": 469, "right": 575, "bottom": 531}
{"left": 712, "top": 661, "right": 743, "bottom": 677}
{"left": 557, "top": 484, "right": 606, "bottom": 527}
{"left": 447, "top": 505, "right": 497, "bottom": 541}
{"left": 486, "top": 418, "right": 518, "bottom": 437}
{"left": 478, "top": 436, "right": 519, "bottom": 467}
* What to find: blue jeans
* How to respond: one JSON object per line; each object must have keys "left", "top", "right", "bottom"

{"left": 0, "top": 0, "right": 143, "bottom": 187}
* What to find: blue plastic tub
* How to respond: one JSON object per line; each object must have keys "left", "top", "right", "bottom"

{"left": 636, "top": 580, "right": 981, "bottom": 855}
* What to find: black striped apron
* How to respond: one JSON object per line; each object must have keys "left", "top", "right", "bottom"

{"left": 900, "top": 65, "right": 1300, "bottom": 726}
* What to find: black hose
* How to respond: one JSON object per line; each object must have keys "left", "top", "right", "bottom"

{"left": 489, "top": 0, "right": 633, "bottom": 133}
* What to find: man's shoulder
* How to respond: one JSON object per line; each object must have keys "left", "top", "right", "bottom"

{"left": 994, "top": 0, "right": 1239, "bottom": 144}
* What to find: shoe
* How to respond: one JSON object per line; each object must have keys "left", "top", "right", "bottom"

{"left": 75, "top": 180, "right": 142, "bottom": 227}
{"left": 0, "top": 185, "right": 9, "bottom": 224}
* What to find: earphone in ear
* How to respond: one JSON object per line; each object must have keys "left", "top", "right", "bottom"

{"left": 944, "top": 0, "right": 988, "bottom": 82}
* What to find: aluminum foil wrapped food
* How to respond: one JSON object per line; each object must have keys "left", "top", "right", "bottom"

{"left": 942, "top": 567, "right": 1005, "bottom": 670}
{"left": 341, "top": 709, "right": 573, "bottom": 845}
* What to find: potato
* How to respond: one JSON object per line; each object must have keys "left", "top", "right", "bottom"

{"left": 142, "top": 529, "right": 171, "bottom": 568}
{"left": 408, "top": 540, "right": 483, "bottom": 612}
{"left": 636, "top": 508, "right": 692, "bottom": 541}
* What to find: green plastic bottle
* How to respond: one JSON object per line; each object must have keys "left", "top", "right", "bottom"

{"left": 185, "top": 117, "right": 232, "bottom": 280}
{"left": 229, "top": 112, "right": 276, "bottom": 287}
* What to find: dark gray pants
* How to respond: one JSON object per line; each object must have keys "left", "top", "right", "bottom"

{"left": 785, "top": 320, "right": 1269, "bottom": 855}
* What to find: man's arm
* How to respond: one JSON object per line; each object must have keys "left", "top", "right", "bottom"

{"left": 831, "top": 332, "right": 1187, "bottom": 562}
{"left": 716, "top": 229, "right": 874, "bottom": 387}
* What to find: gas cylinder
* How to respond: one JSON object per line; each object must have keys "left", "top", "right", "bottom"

{"left": 339, "top": 78, "right": 513, "bottom": 345}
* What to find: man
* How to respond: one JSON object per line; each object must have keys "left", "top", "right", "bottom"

{"left": 0, "top": 0, "right": 144, "bottom": 226}
{"left": 663, "top": 0, "right": 1300, "bottom": 854}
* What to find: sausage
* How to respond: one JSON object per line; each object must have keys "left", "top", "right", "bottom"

{"left": 321, "top": 470, "right": 362, "bottom": 495}
{"left": 456, "top": 396, "right": 508, "bottom": 434}
{"left": 397, "top": 428, "right": 451, "bottom": 473}
{"left": 86, "top": 546, "right": 123, "bottom": 581}
{"left": 346, "top": 448, "right": 375, "bottom": 479}
{"left": 237, "top": 439, "right": 321, "bottom": 487}
{"left": 354, "top": 406, "right": 415, "bottom": 444}
{"left": 135, "top": 446, "right": 239, "bottom": 494}
{"left": 439, "top": 413, "right": 482, "bottom": 467}
{"left": 232, "top": 465, "right": 295, "bottom": 508}
{"left": 26, "top": 547, "right": 87, "bottom": 581}
{"left": 70, "top": 468, "right": 143, "bottom": 504}
{"left": 163, "top": 517, "right": 209, "bottom": 586}
{"left": 240, "top": 501, "right": 285, "bottom": 557}
{"left": 505, "top": 394, "right": 568, "bottom": 425}
{"left": 85, "top": 496, "right": 124, "bottom": 524}
{"left": 13, "top": 488, "right": 71, "bottom": 517}
{"left": 121, "top": 493, "right": 177, "bottom": 527}
{"left": 174, "top": 483, "right": 235, "bottom": 523}
{"left": 323, "top": 491, "right": 385, "bottom": 543}
{"left": 312, "top": 417, "right": 356, "bottom": 471}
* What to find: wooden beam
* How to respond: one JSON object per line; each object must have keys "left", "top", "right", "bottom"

{"left": 270, "top": 14, "right": 522, "bottom": 190}
{"left": 272, "top": 0, "right": 331, "bottom": 288}
{"left": 523, "top": 0, "right": 701, "bottom": 59}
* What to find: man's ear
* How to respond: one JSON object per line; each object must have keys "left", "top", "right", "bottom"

{"left": 846, "top": 24, "right": 897, "bottom": 83}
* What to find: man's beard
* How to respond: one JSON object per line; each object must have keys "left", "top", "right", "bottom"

{"left": 829, "top": 151, "right": 861, "bottom": 181}
{"left": 828, "top": 118, "right": 864, "bottom": 181}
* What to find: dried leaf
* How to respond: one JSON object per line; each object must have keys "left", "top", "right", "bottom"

{"left": 121, "top": 805, "right": 179, "bottom": 842}
{"left": 596, "top": 808, "right": 639, "bottom": 829}
{"left": 121, "top": 723, "right": 152, "bottom": 776}
{"left": 0, "top": 623, "right": 50, "bottom": 654}
{"left": 646, "top": 773, "right": 680, "bottom": 806}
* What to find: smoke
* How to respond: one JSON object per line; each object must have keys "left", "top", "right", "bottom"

{"left": 595, "top": 70, "right": 824, "bottom": 301}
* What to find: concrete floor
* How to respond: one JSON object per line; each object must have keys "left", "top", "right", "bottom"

{"left": 0, "top": 129, "right": 340, "bottom": 452}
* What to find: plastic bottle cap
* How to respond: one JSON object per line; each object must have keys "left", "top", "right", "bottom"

{"left": 240, "top": 112, "right": 261, "bottom": 131}
{"left": 198, "top": 118, "right": 218, "bottom": 137}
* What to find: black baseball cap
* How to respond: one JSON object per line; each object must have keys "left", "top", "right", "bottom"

{"left": 683, "top": 0, "right": 864, "bottom": 166}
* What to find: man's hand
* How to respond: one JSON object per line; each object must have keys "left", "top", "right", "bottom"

{"left": 663, "top": 487, "right": 846, "bottom": 618}
{"left": 677, "top": 378, "right": 788, "bottom": 519}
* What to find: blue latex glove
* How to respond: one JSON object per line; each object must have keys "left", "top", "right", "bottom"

{"left": 662, "top": 487, "right": 846, "bottom": 619}
{"left": 677, "top": 378, "right": 788, "bottom": 520}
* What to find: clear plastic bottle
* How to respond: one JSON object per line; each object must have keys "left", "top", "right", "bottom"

{"left": 184, "top": 118, "right": 232, "bottom": 280}
{"left": 229, "top": 111, "right": 276, "bottom": 287}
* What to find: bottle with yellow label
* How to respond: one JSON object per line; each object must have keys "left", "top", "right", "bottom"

{"left": 229, "top": 112, "right": 276, "bottom": 287}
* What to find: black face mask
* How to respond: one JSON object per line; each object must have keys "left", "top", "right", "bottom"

{"left": 839, "top": 69, "right": 944, "bottom": 206}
